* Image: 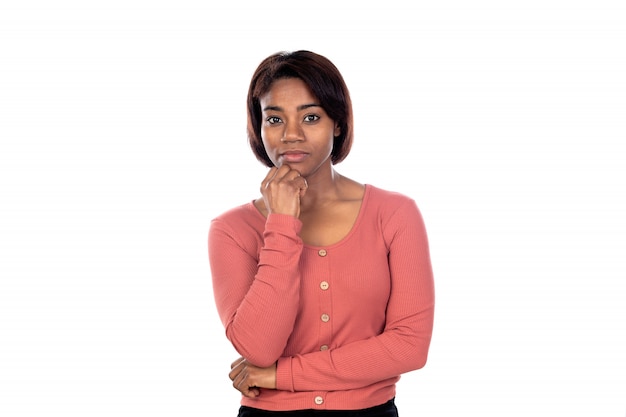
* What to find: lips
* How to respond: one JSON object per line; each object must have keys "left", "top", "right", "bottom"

{"left": 280, "top": 151, "right": 309, "bottom": 163}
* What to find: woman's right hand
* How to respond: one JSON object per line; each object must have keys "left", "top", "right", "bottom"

{"left": 229, "top": 357, "right": 277, "bottom": 398}
{"left": 260, "top": 165, "right": 308, "bottom": 218}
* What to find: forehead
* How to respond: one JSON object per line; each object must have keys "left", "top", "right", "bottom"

{"left": 260, "top": 78, "right": 318, "bottom": 108}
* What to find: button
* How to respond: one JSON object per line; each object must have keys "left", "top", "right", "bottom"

{"left": 314, "top": 396, "right": 324, "bottom": 405}
{"left": 321, "top": 314, "right": 330, "bottom": 322}
{"left": 318, "top": 249, "right": 327, "bottom": 257}
{"left": 320, "top": 345, "right": 329, "bottom": 351}
{"left": 320, "top": 281, "right": 329, "bottom": 290}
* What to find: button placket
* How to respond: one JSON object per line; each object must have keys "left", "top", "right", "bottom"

{"left": 316, "top": 247, "right": 332, "bottom": 362}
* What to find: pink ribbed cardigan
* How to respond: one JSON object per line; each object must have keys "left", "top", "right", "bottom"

{"left": 208, "top": 185, "right": 434, "bottom": 411}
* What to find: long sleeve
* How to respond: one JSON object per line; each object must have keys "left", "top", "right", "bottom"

{"left": 209, "top": 212, "right": 304, "bottom": 367}
{"left": 275, "top": 198, "right": 434, "bottom": 392}
{"left": 209, "top": 187, "right": 435, "bottom": 412}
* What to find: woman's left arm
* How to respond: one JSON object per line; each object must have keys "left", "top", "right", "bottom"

{"left": 275, "top": 199, "right": 435, "bottom": 392}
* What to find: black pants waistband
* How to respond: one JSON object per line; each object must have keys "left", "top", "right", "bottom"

{"left": 237, "top": 398, "right": 398, "bottom": 417}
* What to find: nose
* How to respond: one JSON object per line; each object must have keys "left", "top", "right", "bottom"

{"left": 281, "top": 122, "right": 304, "bottom": 143}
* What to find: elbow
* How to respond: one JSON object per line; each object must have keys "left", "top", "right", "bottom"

{"left": 411, "top": 350, "right": 429, "bottom": 370}
{"left": 247, "top": 355, "right": 279, "bottom": 369}
{"left": 397, "top": 348, "right": 428, "bottom": 374}
{"left": 236, "top": 346, "right": 281, "bottom": 368}
{"left": 403, "top": 332, "right": 432, "bottom": 372}
{"left": 225, "top": 327, "right": 283, "bottom": 368}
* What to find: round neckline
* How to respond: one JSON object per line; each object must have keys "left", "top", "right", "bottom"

{"left": 249, "top": 184, "right": 371, "bottom": 250}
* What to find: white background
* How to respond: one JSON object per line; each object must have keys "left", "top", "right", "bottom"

{"left": 1, "top": 1, "right": 625, "bottom": 416}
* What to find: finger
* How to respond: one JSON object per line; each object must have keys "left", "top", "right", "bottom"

{"left": 230, "top": 356, "right": 246, "bottom": 369}
{"left": 287, "top": 170, "right": 303, "bottom": 182}
{"left": 260, "top": 167, "right": 279, "bottom": 190}
{"left": 232, "top": 368, "right": 258, "bottom": 398}
{"left": 295, "top": 176, "right": 308, "bottom": 197}
{"left": 271, "top": 166, "right": 303, "bottom": 187}
{"left": 228, "top": 362, "right": 246, "bottom": 381}
{"left": 293, "top": 175, "right": 307, "bottom": 188}
{"left": 233, "top": 367, "right": 247, "bottom": 390}
{"left": 280, "top": 165, "right": 300, "bottom": 178}
{"left": 229, "top": 359, "right": 246, "bottom": 381}
{"left": 271, "top": 164, "right": 296, "bottom": 182}
{"left": 232, "top": 368, "right": 249, "bottom": 394}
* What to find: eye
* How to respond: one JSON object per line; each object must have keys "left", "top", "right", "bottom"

{"left": 266, "top": 116, "right": 282, "bottom": 125}
{"left": 303, "top": 114, "right": 320, "bottom": 123}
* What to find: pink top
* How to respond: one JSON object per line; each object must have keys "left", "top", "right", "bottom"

{"left": 208, "top": 184, "right": 434, "bottom": 411}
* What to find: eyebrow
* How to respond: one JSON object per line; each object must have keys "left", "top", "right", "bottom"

{"left": 262, "top": 103, "right": 321, "bottom": 112}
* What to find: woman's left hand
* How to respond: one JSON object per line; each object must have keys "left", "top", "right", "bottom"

{"left": 229, "top": 357, "right": 277, "bottom": 398}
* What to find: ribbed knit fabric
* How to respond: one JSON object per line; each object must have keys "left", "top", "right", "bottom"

{"left": 208, "top": 185, "right": 434, "bottom": 411}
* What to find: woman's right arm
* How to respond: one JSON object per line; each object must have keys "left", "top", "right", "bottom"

{"left": 208, "top": 213, "right": 303, "bottom": 367}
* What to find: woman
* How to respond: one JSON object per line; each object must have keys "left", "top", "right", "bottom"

{"left": 208, "top": 50, "right": 434, "bottom": 416}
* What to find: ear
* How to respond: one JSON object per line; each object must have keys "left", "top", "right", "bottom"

{"left": 334, "top": 123, "right": 341, "bottom": 137}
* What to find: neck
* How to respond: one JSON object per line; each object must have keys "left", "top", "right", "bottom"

{"left": 300, "top": 168, "right": 344, "bottom": 210}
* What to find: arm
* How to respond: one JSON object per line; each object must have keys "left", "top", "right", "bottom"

{"left": 209, "top": 213, "right": 303, "bottom": 367}
{"left": 209, "top": 166, "right": 308, "bottom": 368}
{"left": 276, "top": 200, "right": 435, "bottom": 392}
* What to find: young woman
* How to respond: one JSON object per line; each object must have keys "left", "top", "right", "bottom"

{"left": 208, "top": 50, "right": 435, "bottom": 416}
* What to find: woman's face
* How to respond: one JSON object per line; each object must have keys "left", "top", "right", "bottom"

{"left": 259, "top": 77, "right": 340, "bottom": 177}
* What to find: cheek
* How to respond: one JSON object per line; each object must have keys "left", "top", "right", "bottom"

{"left": 260, "top": 133, "right": 280, "bottom": 165}
{"left": 261, "top": 125, "right": 279, "bottom": 144}
{"left": 325, "top": 139, "right": 334, "bottom": 156}
{"left": 325, "top": 132, "right": 335, "bottom": 154}
{"left": 260, "top": 129, "right": 272, "bottom": 150}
